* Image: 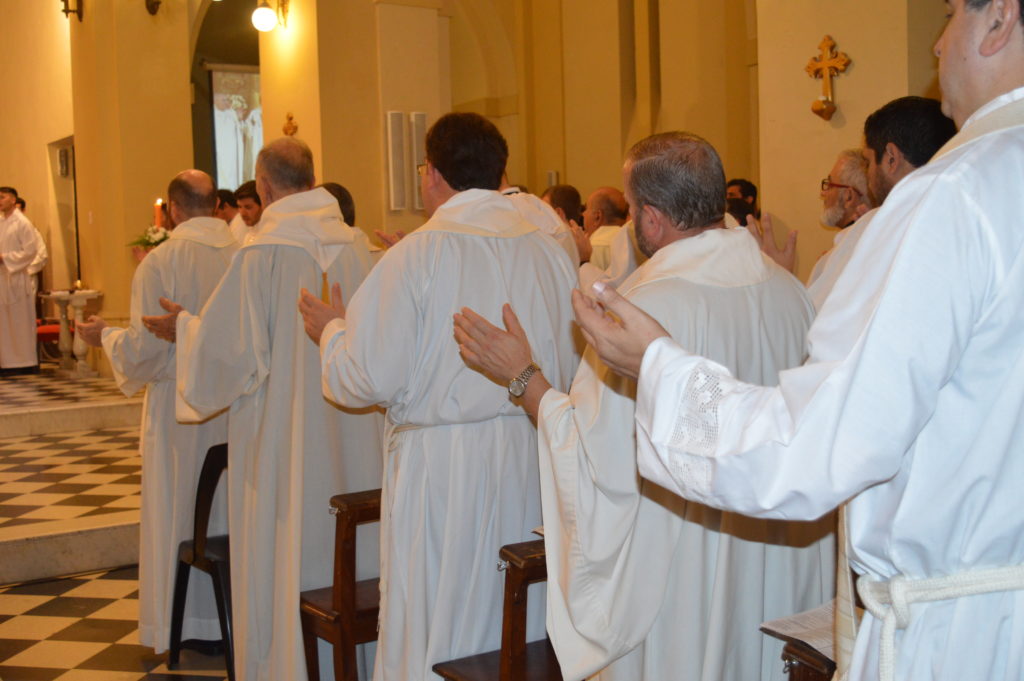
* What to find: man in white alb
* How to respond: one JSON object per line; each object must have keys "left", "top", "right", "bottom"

{"left": 573, "top": 2, "right": 1024, "bottom": 680}
{"left": 298, "top": 112, "right": 578, "bottom": 681}
{"left": 500, "top": 180, "right": 579, "bottom": 267}
{"left": 229, "top": 180, "right": 262, "bottom": 245}
{"left": 0, "top": 186, "right": 46, "bottom": 374}
{"left": 573, "top": 186, "right": 628, "bottom": 270}
{"left": 78, "top": 170, "right": 236, "bottom": 655}
{"left": 806, "top": 96, "right": 956, "bottom": 311}
{"left": 455, "top": 132, "right": 833, "bottom": 681}
{"left": 143, "top": 138, "right": 383, "bottom": 681}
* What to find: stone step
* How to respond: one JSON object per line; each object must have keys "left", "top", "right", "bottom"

{"left": 0, "top": 398, "right": 142, "bottom": 438}
{"left": 0, "top": 511, "right": 139, "bottom": 586}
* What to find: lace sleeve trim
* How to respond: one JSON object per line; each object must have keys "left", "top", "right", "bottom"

{"left": 666, "top": 364, "right": 723, "bottom": 492}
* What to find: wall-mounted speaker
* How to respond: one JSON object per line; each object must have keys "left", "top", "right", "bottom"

{"left": 386, "top": 111, "right": 407, "bottom": 211}
{"left": 410, "top": 112, "right": 427, "bottom": 211}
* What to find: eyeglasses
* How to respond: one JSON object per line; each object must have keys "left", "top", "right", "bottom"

{"left": 820, "top": 178, "right": 860, "bottom": 194}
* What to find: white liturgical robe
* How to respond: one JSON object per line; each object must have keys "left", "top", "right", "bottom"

{"left": 634, "top": 87, "right": 1024, "bottom": 681}
{"left": 174, "top": 188, "right": 384, "bottom": 681}
{"left": 539, "top": 228, "right": 833, "bottom": 681}
{"left": 228, "top": 212, "right": 257, "bottom": 246}
{"left": 502, "top": 187, "right": 579, "bottom": 267}
{"left": 805, "top": 208, "right": 878, "bottom": 312}
{"left": 0, "top": 208, "right": 45, "bottom": 368}
{"left": 579, "top": 214, "right": 740, "bottom": 295}
{"left": 100, "top": 216, "right": 236, "bottom": 651}
{"left": 318, "top": 189, "right": 579, "bottom": 681}
{"left": 587, "top": 224, "right": 622, "bottom": 271}
{"left": 578, "top": 221, "right": 645, "bottom": 294}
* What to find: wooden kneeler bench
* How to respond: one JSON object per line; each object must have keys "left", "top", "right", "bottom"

{"left": 299, "top": 489, "right": 382, "bottom": 681}
{"left": 432, "top": 539, "right": 562, "bottom": 681}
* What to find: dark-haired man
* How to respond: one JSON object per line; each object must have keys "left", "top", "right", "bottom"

{"left": 807, "top": 97, "right": 956, "bottom": 310}
{"left": 144, "top": 138, "right": 383, "bottom": 681}
{"left": 230, "top": 179, "right": 262, "bottom": 244}
{"left": 541, "top": 183, "right": 583, "bottom": 225}
{"left": 574, "top": 2, "right": 1024, "bottom": 679}
{"left": 299, "top": 112, "right": 578, "bottom": 681}
{"left": 78, "top": 169, "right": 235, "bottom": 657}
{"left": 726, "top": 177, "right": 759, "bottom": 217}
{"left": 320, "top": 181, "right": 356, "bottom": 226}
{"left": 0, "top": 185, "right": 46, "bottom": 374}
{"left": 214, "top": 188, "right": 238, "bottom": 224}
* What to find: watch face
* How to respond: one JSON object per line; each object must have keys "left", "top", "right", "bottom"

{"left": 509, "top": 378, "right": 526, "bottom": 397}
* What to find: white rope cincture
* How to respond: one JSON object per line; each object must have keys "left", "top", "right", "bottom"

{"left": 857, "top": 565, "right": 1024, "bottom": 681}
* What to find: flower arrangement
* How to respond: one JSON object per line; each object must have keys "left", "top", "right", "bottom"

{"left": 128, "top": 224, "right": 170, "bottom": 248}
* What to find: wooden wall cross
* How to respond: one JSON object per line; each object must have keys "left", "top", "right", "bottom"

{"left": 805, "top": 35, "right": 851, "bottom": 121}
{"left": 282, "top": 112, "right": 298, "bottom": 136}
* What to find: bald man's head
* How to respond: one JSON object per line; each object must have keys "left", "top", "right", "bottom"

{"left": 167, "top": 170, "right": 217, "bottom": 221}
{"left": 582, "top": 186, "right": 628, "bottom": 233}
{"left": 256, "top": 137, "right": 315, "bottom": 203}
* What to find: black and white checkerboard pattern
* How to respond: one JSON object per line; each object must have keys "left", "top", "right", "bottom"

{"left": 0, "top": 367, "right": 136, "bottom": 412}
{"left": 0, "top": 566, "right": 228, "bottom": 680}
{"left": 0, "top": 428, "right": 141, "bottom": 530}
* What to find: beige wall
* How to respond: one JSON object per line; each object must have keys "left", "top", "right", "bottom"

{"left": 261, "top": 0, "right": 450, "bottom": 238}
{"left": 507, "top": 0, "right": 758, "bottom": 204}
{"left": 0, "top": 1, "right": 74, "bottom": 290}
{"left": 658, "top": 0, "right": 759, "bottom": 186}
{"left": 259, "top": 0, "right": 325, "bottom": 181}
{"left": 70, "top": 0, "right": 194, "bottom": 325}
{"left": 756, "top": 0, "right": 946, "bottom": 281}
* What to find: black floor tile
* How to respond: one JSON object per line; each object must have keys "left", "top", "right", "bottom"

{"left": 0, "top": 638, "right": 36, "bottom": 663}
{"left": 17, "top": 473, "right": 77, "bottom": 483}
{"left": 0, "top": 665, "right": 66, "bottom": 680}
{"left": 0, "top": 518, "right": 46, "bottom": 527}
{"left": 98, "top": 566, "right": 139, "bottom": 581}
{"left": 49, "top": 617, "right": 138, "bottom": 643}
{"left": 54, "top": 494, "right": 121, "bottom": 507}
{"left": 0, "top": 506, "right": 38, "bottom": 518}
{"left": 34, "top": 483, "right": 94, "bottom": 494}
{"left": 77, "top": 643, "right": 163, "bottom": 672}
{"left": 24, "top": 596, "right": 115, "bottom": 618}
{"left": 91, "top": 465, "right": 138, "bottom": 475}
{"left": 81, "top": 507, "right": 126, "bottom": 517}
{"left": 3, "top": 578, "right": 89, "bottom": 597}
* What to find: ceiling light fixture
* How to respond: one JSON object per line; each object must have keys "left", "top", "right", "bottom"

{"left": 252, "top": 0, "right": 289, "bottom": 32}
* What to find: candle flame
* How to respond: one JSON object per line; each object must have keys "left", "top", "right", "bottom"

{"left": 156, "top": 198, "right": 163, "bottom": 206}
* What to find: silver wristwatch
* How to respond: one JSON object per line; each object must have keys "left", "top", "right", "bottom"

{"left": 508, "top": 362, "right": 540, "bottom": 397}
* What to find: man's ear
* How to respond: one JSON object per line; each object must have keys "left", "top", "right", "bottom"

{"left": 644, "top": 204, "right": 668, "bottom": 239}
{"left": 980, "top": 0, "right": 1019, "bottom": 57}
{"left": 884, "top": 142, "right": 905, "bottom": 172}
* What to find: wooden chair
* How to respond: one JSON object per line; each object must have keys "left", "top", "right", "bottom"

{"left": 432, "top": 539, "right": 562, "bottom": 681}
{"left": 168, "top": 443, "right": 234, "bottom": 681}
{"left": 299, "top": 489, "right": 382, "bottom": 681}
{"left": 781, "top": 641, "right": 835, "bottom": 681}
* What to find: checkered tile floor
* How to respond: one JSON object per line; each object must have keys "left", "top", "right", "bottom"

{"left": 0, "top": 367, "right": 136, "bottom": 413}
{"left": 0, "top": 566, "right": 228, "bottom": 680}
{"left": 0, "top": 428, "right": 141, "bottom": 531}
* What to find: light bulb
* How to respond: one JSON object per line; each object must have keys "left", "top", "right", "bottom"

{"left": 252, "top": 2, "right": 277, "bottom": 32}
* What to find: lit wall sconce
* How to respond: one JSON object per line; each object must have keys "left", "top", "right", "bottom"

{"left": 60, "top": 0, "right": 83, "bottom": 21}
{"left": 252, "top": 0, "right": 290, "bottom": 32}
{"left": 144, "top": 0, "right": 161, "bottom": 15}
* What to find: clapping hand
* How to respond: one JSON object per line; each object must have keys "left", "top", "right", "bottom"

{"left": 298, "top": 283, "right": 346, "bottom": 345}
{"left": 142, "top": 298, "right": 185, "bottom": 342}
{"left": 571, "top": 282, "right": 668, "bottom": 379}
